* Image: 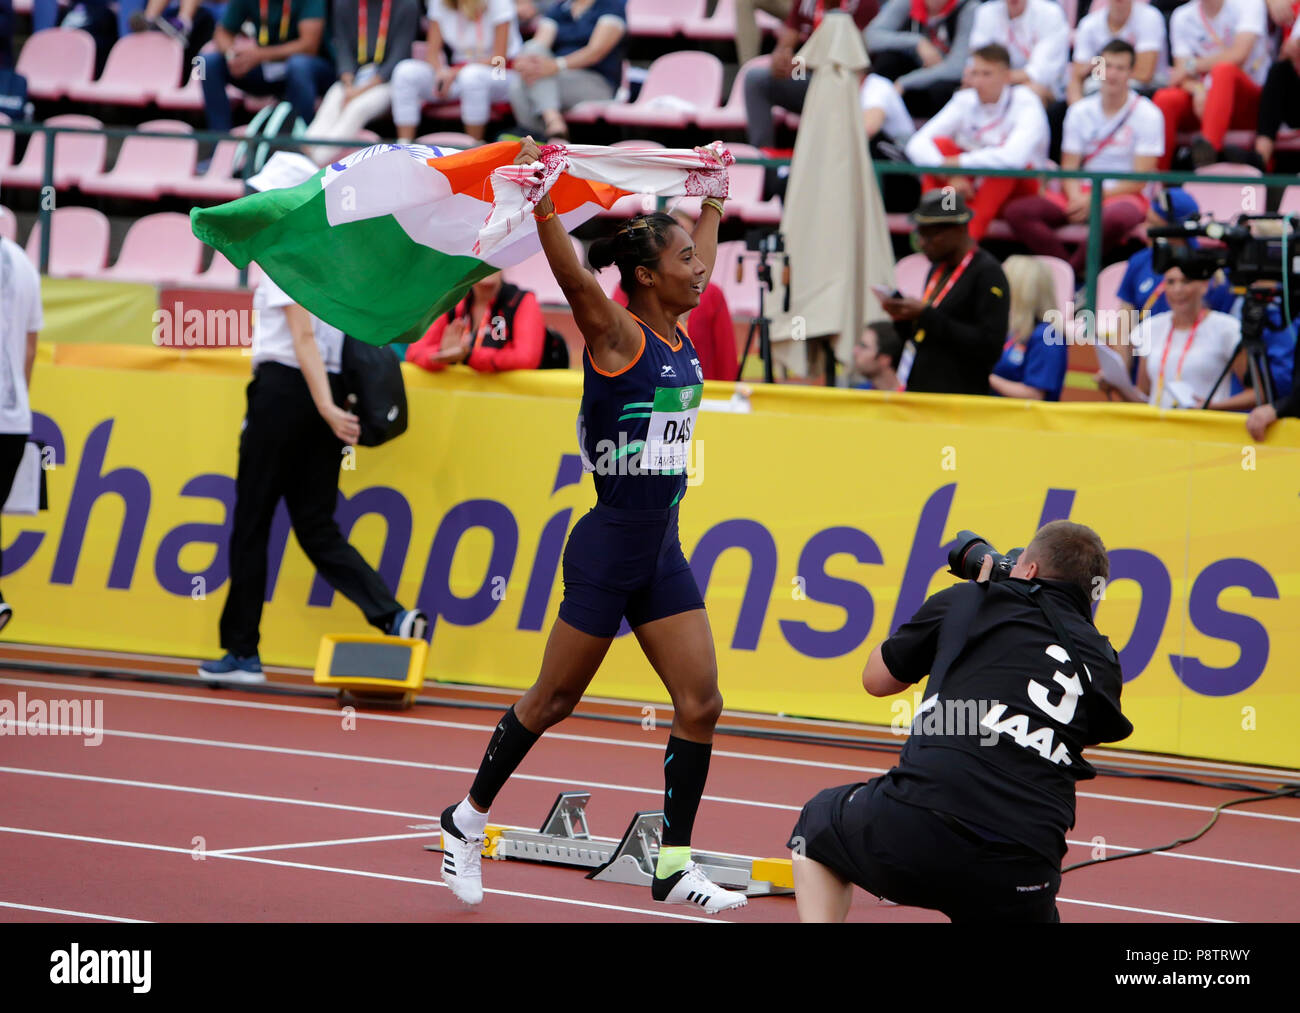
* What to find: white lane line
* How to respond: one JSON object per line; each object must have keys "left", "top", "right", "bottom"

{"left": 210, "top": 832, "right": 436, "bottom": 856}
{"left": 1065, "top": 837, "right": 1300, "bottom": 876}
{"left": 0, "top": 826, "right": 723, "bottom": 923}
{"left": 0, "top": 901, "right": 149, "bottom": 923}
{"left": 0, "top": 677, "right": 893, "bottom": 777}
{"left": 1056, "top": 897, "right": 1230, "bottom": 923}
{"left": 5, "top": 767, "right": 1294, "bottom": 879}
{"left": 0, "top": 766, "right": 438, "bottom": 821}
{"left": 1077, "top": 790, "right": 1300, "bottom": 823}
{"left": 2, "top": 725, "right": 805, "bottom": 812}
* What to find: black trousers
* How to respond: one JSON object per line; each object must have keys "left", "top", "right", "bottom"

{"left": 0, "top": 433, "right": 28, "bottom": 583}
{"left": 219, "top": 362, "right": 401, "bottom": 656}
{"left": 1257, "top": 59, "right": 1300, "bottom": 140}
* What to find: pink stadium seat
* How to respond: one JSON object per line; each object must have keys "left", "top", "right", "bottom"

{"left": 1184, "top": 177, "right": 1264, "bottom": 224}
{"left": 25, "top": 207, "right": 110, "bottom": 278}
{"left": 192, "top": 251, "right": 242, "bottom": 288}
{"left": 332, "top": 129, "right": 382, "bottom": 159}
{"left": 415, "top": 131, "right": 478, "bottom": 149}
{"left": 1095, "top": 261, "right": 1128, "bottom": 315}
{"left": 65, "top": 32, "right": 184, "bottom": 105}
{"left": 1036, "top": 255, "right": 1076, "bottom": 315}
{"left": 504, "top": 237, "right": 584, "bottom": 307}
{"left": 98, "top": 213, "right": 205, "bottom": 286}
{"left": 0, "top": 206, "right": 16, "bottom": 243}
{"left": 16, "top": 28, "right": 96, "bottom": 101}
{"left": 169, "top": 127, "right": 248, "bottom": 202}
{"left": 1278, "top": 185, "right": 1300, "bottom": 216}
{"left": 719, "top": 242, "right": 760, "bottom": 318}
{"left": 80, "top": 120, "right": 198, "bottom": 200}
{"left": 604, "top": 52, "right": 724, "bottom": 128}
{"left": 709, "top": 141, "right": 780, "bottom": 223}
{"left": 3, "top": 114, "right": 106, "bottom": 190}
{"left": 625, "top": 0, "right": 703, "bottom": 36}
{"left": 13, "top": 0, "right": 31, "bottom": 12}
{"left": 894, "top": 252, "right": 931, "bottom": 297}
{"left": 696, "top": 56, "right": 770, "bottom": 131}
{"left": 684, "top": 0, "right": 739, "bottom": 40}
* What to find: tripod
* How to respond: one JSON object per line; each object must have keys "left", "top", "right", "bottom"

{"left": 1203, "top": 285, "right": 1277, "bottom": 409}
{"left": 736, "top": 233, "right": 787, "bottom": 384}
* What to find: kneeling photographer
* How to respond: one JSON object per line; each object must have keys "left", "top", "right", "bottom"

{"left": 788, "top": 520, "right": 1134, "bottom": 923}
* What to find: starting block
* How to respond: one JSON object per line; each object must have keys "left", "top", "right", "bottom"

{"left": 312, "top": 634, "right": 428, "bottom": 708}
{"left": 425, "top": 791, "right": 794, "bottom": 897}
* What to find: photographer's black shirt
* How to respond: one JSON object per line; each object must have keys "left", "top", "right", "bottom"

{"left": 895, "top": 248, "right": 1010, "bottom": 396}
{"left": 879, "top": 578, "right": 1133, "bottom": 865}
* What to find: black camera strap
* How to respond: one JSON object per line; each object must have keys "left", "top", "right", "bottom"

{"left": 1018, "top": 582, "right": 1094, "bottom": 682}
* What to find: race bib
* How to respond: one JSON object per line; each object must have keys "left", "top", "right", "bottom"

{"left": 642, "top": 384, "right": 702, "bottom": 473}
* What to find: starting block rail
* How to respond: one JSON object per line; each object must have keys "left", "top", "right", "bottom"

{"left": 425, "top": 791, "right": 794, "bottom": 897}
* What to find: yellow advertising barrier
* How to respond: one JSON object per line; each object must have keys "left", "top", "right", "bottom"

{"left": 8, "top": 356, "right": 1299, "bottom": 767}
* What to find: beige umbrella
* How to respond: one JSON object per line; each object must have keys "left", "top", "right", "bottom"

{"left": 768, "top": 7, "right": 896, "bottom": 383}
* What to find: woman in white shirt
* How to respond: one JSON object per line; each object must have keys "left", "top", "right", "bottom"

{"left": 391, "top": 0, "right": 523, "bottom": 142}
{"left": 1098, "top": 265, "right": 1255, "bottom": 410}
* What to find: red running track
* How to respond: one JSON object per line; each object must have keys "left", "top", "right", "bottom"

{"left": 1, "top": 671, "right": 1298, "bottom": 923}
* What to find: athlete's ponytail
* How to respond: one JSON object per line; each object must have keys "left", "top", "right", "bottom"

{"left": 588, "top": 212, "right": 680, "bottom": 296}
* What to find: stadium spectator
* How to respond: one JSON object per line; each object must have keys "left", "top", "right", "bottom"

{"left": 199, "top": 154, "right": 426, "bottom": 684}
{"left": 307, "top": 0, "right": 420, "bottom": 163}
{"left": 507, "top": 0, "right": 627, "bottom": 141}
{"left": 392, "top": 0, "right": 522, "bottom": 144}
{"left": 905, "top": 44, "right": 1049, "bottom": 242}
{"left": 864, "top": 0, "right": 977, "bottom": 118}
{"left": 0, "top": 0, "right": 14, "bottom": 71}
{"left": 1153, "top": 0, "right": 1273, "bottom": 169}
{"left": 862, "top": 69, "right": 920, "bottom": 209}
{"left": 743, "top": 0, "right": 878, "bottom": 149}
{"left": 1254, "top": 0, "right": 1300, "bottom": 169}
{"left": 407, "top": 271, "right": 547, "bottom": 371}
{"left": 32, "top": 0, "right": 117, "bottom": 69}
{"left": 736, "top": 0, "right": 794, "bottom": 66}
{"left": 610, "top": 211, "right": 738, "bottom": 381}
{"left": 851, "top": 320, "right": 902, "bottom": 390}
{"left": 1099, "top": 265, "right": 1255, "bottom": 408}
{"left": 967, "top": 0, "right": 1069, "bottom": 106}
{"left": 199, "top": 0, "right": 335, "bottom": 135}
{"left": 0, "top": 230, "right": 41, "bottom": 633}
{"left": 1116, "top": 188, "right": 1235, "bottom": 318}
{"left": 1002, "top": 40, "right": 1162, "bottom": 276}
{"left": 880, "top": 190, "right": 1010, "bottom": 396}
{"left": 1067, "top": 0, "right": 1168, "bottom": 104}
{"left": 989, "top": 255, "right": 1067, "bottom": 400}
{"left": 127, "top": 0, "right": 218, "bottom": 54}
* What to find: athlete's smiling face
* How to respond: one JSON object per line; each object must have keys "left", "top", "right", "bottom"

{"left": 637, "top": 225, "right": 707, "bottom": 315}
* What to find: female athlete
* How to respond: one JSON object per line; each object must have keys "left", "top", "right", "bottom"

{"left": 437, "top": 137, "right": 746, "bottom": 914}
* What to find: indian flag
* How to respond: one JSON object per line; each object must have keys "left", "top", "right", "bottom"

{"left": 190, "top": 141, "right": 730, "bottom": 346}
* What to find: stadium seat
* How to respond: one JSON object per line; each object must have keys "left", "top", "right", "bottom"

{"left": 894, "top": 252, "right": 931, "bottom": 296}
{"left": 696, "top": 56, "right": 770, "bottom": 132}
{"left": 98, "top": 213, "right": 206, "bottom": 286}
{"left": 3, "top": 114, "right": 106, "bottom": 189}
{"left": 15, "top": 28, "right": 96, "bottom": 101}
{"left": 332, "top": 128, "right": 382, "bottom": 160}
{"left": 169, "top": 127, "right": 248, "bottom": 202}
{"left": 1095, "top": 260, "right": 1128, "bottom": 316}
{"left": 65, "top": 33, "right": 184, "bottom": 105}
{"left": 1184, "top": 175, "right": 1264, "bottom": 224}
{"left": 25, "top": 207, "right": 110, "bottom": 277}
{"left": 1278, "top": 185, "right": 1300, "bottom": 216}
{"left": 416, "top": 131, "right": 479, "bottom": 149}
{"left": 604, "top": 52, "right": 724, "bottom": 128}
{"left": 716, "top": 241, "right": 758, "bottom": 317}
{"left": 0, "top": 206, "right": 16, "bottom": 243}
{"left": 626, "top": 0, "right": 703, "bottom": 37}
{"left": 80, "top": 120, "right": 198, "bottom": 200}
{"left": 715, "top": 141, "right": 780, "bottom": 223}
{"left": 1036, "top": 255, "right": 1076, "bottom": 315}
{"left": 504, "top": 237, "right": 584, "bottom": 307}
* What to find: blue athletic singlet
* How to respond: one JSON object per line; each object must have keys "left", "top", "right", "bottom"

{"left": 576, "top": 314, "right": 704, "bottom": 510}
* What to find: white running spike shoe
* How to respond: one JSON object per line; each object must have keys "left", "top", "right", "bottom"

{"left": 439, "top": 804, "right": 486, "bottom": 906}
{"left": 651, "top": 860, "right": 749, "bottom": 914}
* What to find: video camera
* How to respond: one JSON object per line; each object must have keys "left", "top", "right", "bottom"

{"left": 1149, "top": 212, "right": 1300, "bottom": 317}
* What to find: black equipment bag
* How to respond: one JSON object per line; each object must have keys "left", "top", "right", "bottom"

{"left": 339, "top": 335, "right": 408, "bottom": 447}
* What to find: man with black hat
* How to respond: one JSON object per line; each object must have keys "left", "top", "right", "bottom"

{"left": 881, "top": 190, "right": 1010, "bottom": 396}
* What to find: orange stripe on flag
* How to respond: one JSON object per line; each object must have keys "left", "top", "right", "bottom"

{"left": 427, "top": 141, "right": 631, "bottom": 213}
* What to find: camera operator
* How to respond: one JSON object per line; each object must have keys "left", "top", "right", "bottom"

{"left": 788, "top": 520, "right": 1133, "bottom": 922}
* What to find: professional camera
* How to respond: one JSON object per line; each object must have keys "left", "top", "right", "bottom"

{"left": 1149, "top": 212, "right": 1300, "bottom": 317}
{"left": 948, "top": 531, "right": 1024, "bottom": 582}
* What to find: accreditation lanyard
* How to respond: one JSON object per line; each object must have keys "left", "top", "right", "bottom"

{"left": 1006, "top": 12, "right": 1033, "bottom": 63}
{"left": 258, "top": 0, "right": 291, "bottom": 46}
{"left": 1081, "top": 96, "right": 1137, "bottom": 166}
{"left": 970, "top": 89, "right": 1013, "bottom": 146}
{"left": 1155, "top": 309, "right": 1205, "bottom": 406}
{"left": 358, "top": 0, "right": 392, "bottom": 67}
{"left": 922, "top": 249, "right": 975, "bottom": 309}
{"left": 1197, "top": 1, "right": 1228, "bottom": 51}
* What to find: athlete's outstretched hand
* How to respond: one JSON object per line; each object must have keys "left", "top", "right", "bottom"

{"left": 513, "top": 136, "right": 543, "bottom": 166}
